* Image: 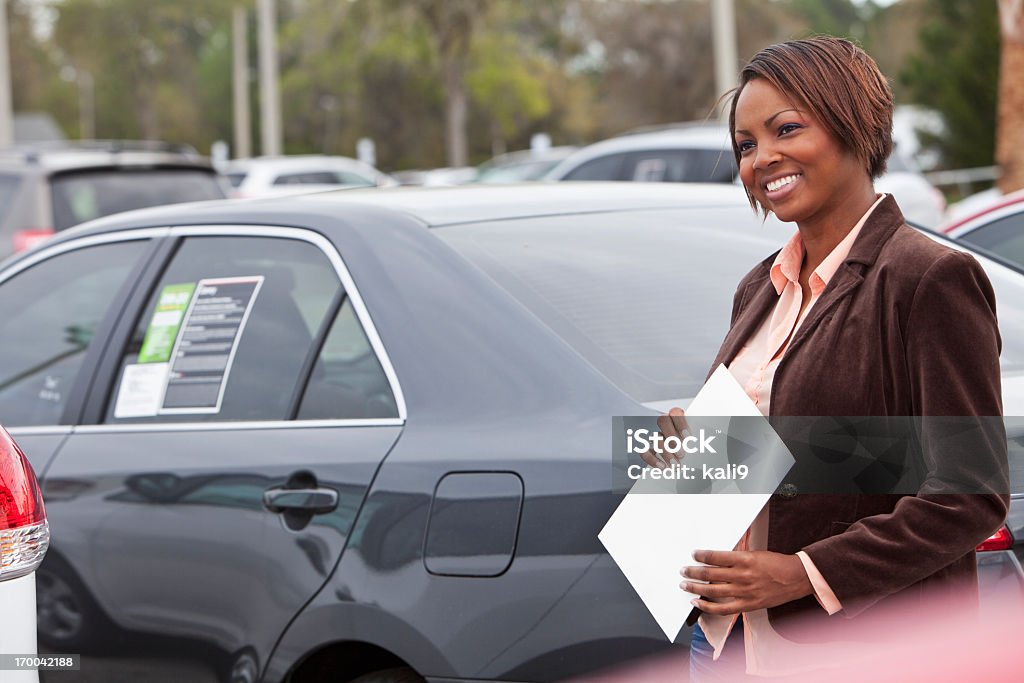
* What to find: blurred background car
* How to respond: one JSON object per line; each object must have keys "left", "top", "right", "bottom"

{"left": 0, "top": 425, "right": 49, "bottom": 683}
{"left": 223, "top": 155, "right": 396, "bottom": 198}
{"left": 0, "top": 183, "right": 1019, "bottom": 683}
{"left": 542, "top": 123, "right": 947, "bottom": 228}
{"left": 941, "top": 189, "right": 1024, "bottom": 271}
{"left": 391, "top": 166, "right": 479, "bottom": 186}
{"left": 473, "top": 146, "right": 579, "bottom": 183}
{"left": 0, "top": 141, "right": 227, "bottom": 259}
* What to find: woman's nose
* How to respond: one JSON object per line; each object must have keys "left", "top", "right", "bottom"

{"left": 753, "top": 142, "right": 782, "bottom": 170}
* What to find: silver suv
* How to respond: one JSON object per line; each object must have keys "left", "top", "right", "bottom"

{"left": 543, "top": 123, "right": 946, "bottom": 227}
{"left": 0, "top": 141, "right": 227, "bottom": 259}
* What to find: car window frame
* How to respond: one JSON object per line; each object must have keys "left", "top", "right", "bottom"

{"left": 70, "top": 224, "right": 406, "bottom": 433}
{"left": 0, "top": 230, "right": 168, "bottom": 433}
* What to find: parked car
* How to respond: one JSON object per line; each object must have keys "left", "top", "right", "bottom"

{"left": 0, "top": 141, "right": 227, "bottom": 259}
{"left": 0, "top": 425, "right": 49, "bottom": 683}
{"left": 542, "top": 124, "right": 947, "bottom": 227}
{"left": 473, "top": 146, "right": 579, "bottom": 183}
{"left": 391, "top": 166, "right": 478, "bottom": 186}
{"left": 0, "top": 183, "right": 1020, "bottom": 683}
{"left": 223, "top": 155, "right": 395, "bottom": 198}
{"left": 941, "top": 189, "right": 1024, "bottom": 272}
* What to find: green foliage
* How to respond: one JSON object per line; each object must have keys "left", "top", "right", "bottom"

{"left": 6, "top": 0, "right": 939, "bottom": 171}
{"left": 46, "top": 0, "right": 233, "bottom": 145}
{"left": 781, "top": 0, "right": 874, "bottom": 39}
{"left": 466, "top": 31, "right": 550, "bottom": 139}
{"left": 901, "top": 0, "right": 1000, "bottom": 169}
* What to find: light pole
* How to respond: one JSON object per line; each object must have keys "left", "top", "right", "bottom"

{"left": 710, "top": 0, "right": 738, "bottom": 121}
{"left": 0, "top": 0, "right": 13, "bottom": 146}
{"left": 60, "top": 65, "right": 95, "bottom": 140}
{"left": 233, "top": 4, "right": 252, "bottom": 159}
{"left": 257, "top": 0, "right": 281, "bottom": 156}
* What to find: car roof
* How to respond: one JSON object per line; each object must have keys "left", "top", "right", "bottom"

{"left": 295, "top": 181, "right": 752, "bottom": 225}
{"left": 224, "top": 155, "right": 374, "bottom": 171}
{"left": 0, "top": 151, "right": 215, "bottom": 173}
{"left": 0, "top": 140, "right": 212, "bottom": 172}
{"left": 38, "top": 182, "right": 753, "bottom": 244}
{"left": 564, "top": 126, "right": 734, "bottom": 156}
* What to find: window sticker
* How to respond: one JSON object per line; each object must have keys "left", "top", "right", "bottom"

{"left": 113, "top": 362, "right": 170, "bottom": 418}
{"left": 113, "top": 276, "right": 263, "bottom": 418}
{"left": 160, "top": 276, "right": 264, "bottom": 414}
{"left": 138, "top": 283, "right": 197, "bottom": 364}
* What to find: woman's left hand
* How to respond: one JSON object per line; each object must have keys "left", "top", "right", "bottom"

{"left": 681, "top": 549, "right": 814, "bottom": 615}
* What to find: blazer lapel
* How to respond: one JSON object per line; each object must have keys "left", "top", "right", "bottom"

{"left": 708, "top": 264, "right": 777, "bottom": 374}
{"left": 781, "top": 195, "right": 906, "bottom": 361}
{"left": 709, "top": 195, "right": 907, "bottom": 378}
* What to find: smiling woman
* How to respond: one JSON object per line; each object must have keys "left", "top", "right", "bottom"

{"left": 660, "top": 37, "right": 1012, "bottom": 681}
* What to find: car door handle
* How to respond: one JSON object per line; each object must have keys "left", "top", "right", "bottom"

{"left": 263, "top": 487, "right": 339, "bottom": 515}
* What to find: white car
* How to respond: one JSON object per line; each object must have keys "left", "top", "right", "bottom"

{"left": 939, "top": 189, "right": 1024, "bottom": 273}
{"left": 0, "top": 426, "right": 49, "bottom": 683}
{"left": 223, "top": 155, "right": 396, "bottom": 198}
{"left": 543, "top": 124, "right": 946, "bottom": 228}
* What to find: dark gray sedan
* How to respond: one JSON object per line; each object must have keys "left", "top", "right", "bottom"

{"left": 1, "top": 183, "right": 1020, "bottom": 683}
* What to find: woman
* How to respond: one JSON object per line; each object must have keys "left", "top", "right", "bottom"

{"left": 661, "top": 37, "right": 1007, "bottom": 679}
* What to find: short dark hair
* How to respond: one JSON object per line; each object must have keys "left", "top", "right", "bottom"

{"left": 728, "top": 36, "right": 894, "bottom": 202}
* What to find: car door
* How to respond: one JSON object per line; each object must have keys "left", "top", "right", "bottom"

{"left": 38, "top": 227, "right": 404, "bottom": 682}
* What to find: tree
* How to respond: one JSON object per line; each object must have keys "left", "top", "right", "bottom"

{"left": 901, "top": 0, "right": 1000, "bottom": 170}
{"left": 410, "top": 0, "right": 490, "bottom": 167}
{"left": 997, "top": 0, "right": 1024, "bottom": 193}
{"left": 276, "top": 0, "right": 593, "bottom": 169}
{"left": 51, "top": 0, "right": 232, "bottom": 143}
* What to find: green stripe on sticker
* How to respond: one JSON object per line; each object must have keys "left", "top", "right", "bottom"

{"left": 138, "top": 282, "right": 196, "bottom": 364}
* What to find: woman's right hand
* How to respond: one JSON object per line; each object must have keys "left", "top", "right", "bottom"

{"left": 637, "top": 407, "right": 689, "bottom": 469}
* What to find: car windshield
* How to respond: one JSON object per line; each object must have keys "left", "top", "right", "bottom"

{"left": 439, "top": 207, "right": 1024, "bottom": 404}
{"left": 50, "top": 168, "right": 226, "bottom": 230}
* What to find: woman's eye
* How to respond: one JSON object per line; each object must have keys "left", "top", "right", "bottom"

{"left": 779, "top": 123, "right": 801, "bottom": 135}
{"left": 737, "top": 140, "right": 755, "bottom": 153}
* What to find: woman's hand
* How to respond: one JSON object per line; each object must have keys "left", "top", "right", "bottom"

{"left": 637, "top": 407, "right": 689, "bottom": 469}
{"left": 680, "top": 549, "right": 814, "bottom": 615}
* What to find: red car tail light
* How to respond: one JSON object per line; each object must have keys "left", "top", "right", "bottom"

{"left": 0, "top": 426, "right": 49, "bottom": 581}
{"left": 976, "top": 525, "right": 1014, "bottom": 552}
{"left": 13, "top": 228, "right": 56, "bottom": 253}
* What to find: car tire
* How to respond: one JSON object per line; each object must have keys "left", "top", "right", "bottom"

{"left": 36, "top": 553, "right": 118, "bottom": 652}
{"left": 348, "top": 667, "right": 425, "bottom": 683}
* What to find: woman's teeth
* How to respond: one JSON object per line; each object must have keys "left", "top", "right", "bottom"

{"left": 766, "top": 174, "right": 801, "bottom": 192}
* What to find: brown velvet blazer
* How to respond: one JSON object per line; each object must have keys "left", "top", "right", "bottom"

{"left": 707, "top": 195, "right": 1009, "bottom": 641}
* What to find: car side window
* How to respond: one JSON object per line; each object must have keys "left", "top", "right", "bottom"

{"left": 0, "top": 241, "right": 148, "bottom": 426}
{"left": 297, "top": 297, "right": 398, "bottom": 420}
{"left": 960, "top": 213, "right": 1024, "bottom": 268}
{"left": 625, "top": 150, "right": 736, "bottom": 183}
{"left": 562, "top": 153, "right": 628, "bottom": 181}
{"left": 106, "top": 236, "right": 344, "bottom": 423}
{"left": 272, "top": 172, "right": 338, "bottom": 186}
